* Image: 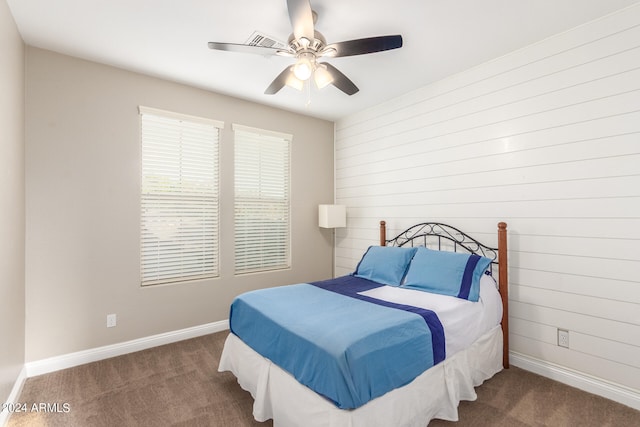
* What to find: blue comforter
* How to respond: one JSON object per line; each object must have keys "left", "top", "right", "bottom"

{"left": 229, "top": 275, "right": 445, "bottom": 409}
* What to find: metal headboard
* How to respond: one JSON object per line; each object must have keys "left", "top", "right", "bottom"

{"left": 383, "top": 222, "right": 498, "bottom": 262}
{"left": 379, "top": 220, "right": 510, "bottom": 368}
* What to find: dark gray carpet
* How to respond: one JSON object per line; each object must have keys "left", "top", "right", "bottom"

{"left": 8, "top": 331, "right": 639, "bottom": 426}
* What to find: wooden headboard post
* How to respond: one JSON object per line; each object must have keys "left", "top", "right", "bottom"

{"left": 498, "top": 222, "right": 509, "bottom": 368}
{"left": 378, "top": 220, "right": 510, "bottom": 369}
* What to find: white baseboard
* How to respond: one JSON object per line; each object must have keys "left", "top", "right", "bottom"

{"left": 25, "top": 320, "right": 229, "bottom": 378}
{"left": 1, "top": 366, "right": 27, "bottom": 427}
{"left": 510, "top": 351, "right": 640, "bottom": 412}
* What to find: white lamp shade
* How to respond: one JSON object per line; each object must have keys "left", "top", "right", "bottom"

{"left": 318, "top": 204, "right": 346, "bottom": 228}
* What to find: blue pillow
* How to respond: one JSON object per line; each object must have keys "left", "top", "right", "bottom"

{"left": 354, "top": 246, "right": 417, "bottom": 286}
{"left": 402, "top": 247, "right": 492, "bottom": 302}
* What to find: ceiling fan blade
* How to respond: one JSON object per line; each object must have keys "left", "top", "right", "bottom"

{"left": 265, "top": 66, "right": 301, "bottom": 94}
{"left": 322, "top": 35, "right": 403, "bottom": 58}
{"left": 208, "top": 41, "right": 293, "bottom": 57}
{"left": 287, "top": 0, "right": 315, "bottom": 42}
{"left": 321, "top": 63, "right": 359, "bottom": 96}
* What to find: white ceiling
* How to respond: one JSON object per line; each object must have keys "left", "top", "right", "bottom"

{"left": 7, "top": 0, "right": 640, "bottom": 121}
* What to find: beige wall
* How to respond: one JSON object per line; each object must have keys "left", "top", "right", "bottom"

{"left": 25, "top": 47, "right": 335, "bottom": 362}
{"left": 0, "top": 0, "right": 25, "bottom": 405}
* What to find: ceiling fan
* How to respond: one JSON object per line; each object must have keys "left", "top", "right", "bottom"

{"left": 207, "top": 0, "right": 403, "bottom": 96}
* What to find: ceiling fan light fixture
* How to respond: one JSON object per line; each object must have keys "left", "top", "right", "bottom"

{"left": 314, "top": 63, "right": 333, "bottom": 89}
{"left": 285, "top": 73, "right": 304, "bottom": 91}
{"left": 293, "top": 52, "right": 315, "bottom": 81}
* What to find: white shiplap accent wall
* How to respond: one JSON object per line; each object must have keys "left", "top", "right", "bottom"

{"left": 335, "top": 4, "right": 640, "bottom": 398}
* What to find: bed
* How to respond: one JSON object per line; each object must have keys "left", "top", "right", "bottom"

{"left": 219, "top": 220, "right": 509, "bottom": 426}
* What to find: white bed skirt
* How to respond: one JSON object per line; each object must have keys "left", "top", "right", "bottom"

{"left": 218, "top": 325, "right": 503, "bottom": 427}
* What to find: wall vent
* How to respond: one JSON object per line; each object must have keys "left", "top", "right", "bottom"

{"left": 245, "top": 31, "right": 288, "bottom": 49}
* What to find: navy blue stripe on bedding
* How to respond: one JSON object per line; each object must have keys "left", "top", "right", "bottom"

{"left": 310, "top": 275, "right": 446, "bottom": 364}
{"left": 457, "top": 254, "right": 482, "bottom": 300}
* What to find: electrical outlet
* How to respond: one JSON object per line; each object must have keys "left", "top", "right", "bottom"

{"left": 557, "top": 328, "right": 569, "bottom": 348}
{"left": 106, "top": 314, "right": 117, "bottom": 328}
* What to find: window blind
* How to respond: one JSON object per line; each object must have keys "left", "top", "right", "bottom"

{"left": 139, "top": 106, "right": 222, "bottom": 286}
{"left": 233, "top": 124, "right": 291, "bottom": 274}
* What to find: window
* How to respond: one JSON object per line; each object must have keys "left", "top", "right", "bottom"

{"left": 139, "top": 106, "right": 223, "bottom": 286}
{"left": 233, "top": 124, "right": 291, "bottom": 274}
